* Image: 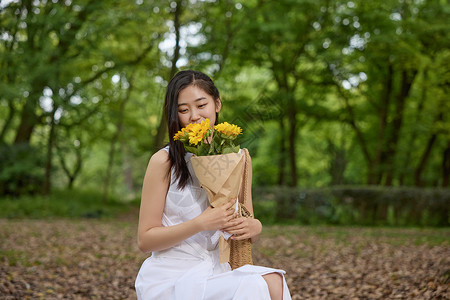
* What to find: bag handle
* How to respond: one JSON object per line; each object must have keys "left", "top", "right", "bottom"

{"left": 239, "top": 148, "right": 253, "bottom": 217}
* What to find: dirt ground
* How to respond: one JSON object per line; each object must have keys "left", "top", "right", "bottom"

{"left": 0, "top": 219, "right": 449, "bottom": 299}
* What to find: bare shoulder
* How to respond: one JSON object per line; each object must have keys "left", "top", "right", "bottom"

{"left": 147, "top": 149, "right": 171, "bottom": 174}
{"left": 150, "top": 149, "right": 170, "bottom": 164}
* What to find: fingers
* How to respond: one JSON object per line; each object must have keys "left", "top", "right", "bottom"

{"left": 222, "top": 218, "right": 246, "bottom": 232}
{"left": 231, "top": 234, "right": 250, "bottom": 240}
{"left": 228, "top": 227, "right": 250, "bottom": 240}
{"left": 217, "top": 201, "right": 236, "bottom": 223}
{"left": 205, "top": 199, "right": 237, "bottom": 229}
{"left": 225, "top": 221, "right": 246, "bottom": 231}
{"left": 228, "top": 216, "right": 243, "bottom": 224}
{"left": 225, "top": 198, "right": 237, "bottom": 210}
{"left": 226, "top": 213, "right": 235, "bottom": 222}
{"left": 223, "top": 198, "right": 237, "bottom": 218}
{"left": 226, "top": 205, "right": 236, "bottom": 216}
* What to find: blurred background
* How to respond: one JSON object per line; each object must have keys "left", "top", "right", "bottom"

{"left": 0, "top": 0, "right": 449, "bottom": 226}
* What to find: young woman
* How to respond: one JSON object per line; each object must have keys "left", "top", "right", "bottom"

{"left": 135, "top": 70, "right": 291, "bottom": 300}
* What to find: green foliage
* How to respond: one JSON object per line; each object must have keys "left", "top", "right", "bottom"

{"left": 0, "top": 143, "right": 45, "bottom": 196}
{"left": 252, "top": 201, "right": 277, "bottom": 225}
{"left": 0, "top": 189, "right": 135, "bottom": 219}
{"left": 253, "top": 186, "right": 450, "bottom": 227}
{"left": 0, "top": 0, "right": 449, "bottom": 200}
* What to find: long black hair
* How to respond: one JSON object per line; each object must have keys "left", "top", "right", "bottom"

{"left": 164, "top": 70, "right": 220, "bottom": 189}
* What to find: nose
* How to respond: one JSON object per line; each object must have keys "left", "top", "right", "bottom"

{"left": 190, "top": 109, "right": 201, "bottom": 123}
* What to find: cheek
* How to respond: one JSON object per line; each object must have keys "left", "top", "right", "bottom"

{"left": 207, "top": 106, "right": 218, "bottom": 120}
{"left": 209, "top": 113, "right": 216, "bottom": 125}
{"left": 202, "top": 107, "right": 214, "bottom": 123}
{"left": 178, "top": 113, "right": 189, "bottom": 127}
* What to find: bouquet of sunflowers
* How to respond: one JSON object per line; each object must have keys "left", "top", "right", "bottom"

{"left": 173, "top": 119, "right": 242, "bottom": 156}
{"left": 174, "top": 119, "right": 246, "bottom": 263}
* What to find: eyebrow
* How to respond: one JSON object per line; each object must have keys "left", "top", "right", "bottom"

{"left": 178, "top": 97, "right": 207, "bottom": 107}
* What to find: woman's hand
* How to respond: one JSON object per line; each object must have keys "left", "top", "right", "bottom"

{"left": 195, "top": 198, "right": 237, "bottom": 232}
{"left": 222, "top": 217, "right": 262, "bottom": 241}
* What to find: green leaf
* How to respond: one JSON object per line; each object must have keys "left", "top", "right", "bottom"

{"left": 222, "top": 147, "right": 234, "bottom": 154}
{"left": 231, "top": 145, "right": 240, "bottom": 153}
{"left": 208, "top": 139, "right": 215, "bottom": 155}
{"left": 222, "top": 145, "right": 240, "bottom": 154}
{"left": 185, "top": 146, "right": 198, "bottom": 156}
{"left": 197, "top": 143, "right": 210, "bottom": 156}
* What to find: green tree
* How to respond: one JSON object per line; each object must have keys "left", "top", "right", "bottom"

{"left": 0, "top": 0, "right": 166, "bottom": 195}
{"left": 315, "top": 0, "right": 449, "bottom": 186}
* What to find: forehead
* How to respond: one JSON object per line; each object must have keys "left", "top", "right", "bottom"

{"left": 178, "top": 85, "right": 212, "bottom": 105}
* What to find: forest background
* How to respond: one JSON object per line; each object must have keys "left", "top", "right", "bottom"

{"left": 0, "top": 0, "right": 449, "bottom": 226}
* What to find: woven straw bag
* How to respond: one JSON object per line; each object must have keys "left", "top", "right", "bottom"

{"left": 229, "top": 148, "right": 253, "bottom": 270}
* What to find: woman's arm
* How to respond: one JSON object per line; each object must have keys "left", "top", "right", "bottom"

{"left": 223, "top": 151, "right": 262, "bottom": 243}
{"left": 137, "top": 149, "right": 236, "bottom": 253}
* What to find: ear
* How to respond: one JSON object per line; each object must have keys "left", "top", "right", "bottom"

{"left": 215, "top": 98, "right": 222, "bottom": 113}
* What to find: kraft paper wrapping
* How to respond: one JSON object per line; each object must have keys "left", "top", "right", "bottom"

{"left": 190, "top": 152, "right": 244, "bottom": 264}
{"left": 218, "top": 236, "right": 231, "bottom": 264}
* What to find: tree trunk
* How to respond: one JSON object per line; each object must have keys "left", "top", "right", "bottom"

{"left": 121, "top": 141, "right": 135, "bottom": 198}
{"left": 372, "top": 63, "right": 393, "bottom": 185}
{"left": 327, "top": 134, "right": 347, "bottom": 185}
{"left": 56, "top": 136, "right": 83, "bottom": 190}
{"left": 399, "top": 68, "right": 427, "bottom": 185}
{"left": 0, "top": 101, "right": 15, "bottom": 144}
{"left": 442, "top": 140, "right": 450, "bottom": 187}
{"left": 414, "top": 133, "right": 438, "bottom": 187}
{"left": 170, "top": 0, "right": 182, "bottom": 80}
{"left": 414, "top": 111, "right": 443, "bottom": 186}
{"left": 333, "top": 81, "right": 373, "bottom": 184}
{"left": 153, "top": 0, "right": 183, "bottom": 151}
{"left": 43, "top": 106, "right": 57, "bottom": 195}
{"left": 287, "top": 94, "right": 298, "bottom": 187}
{"left": 13, "top": 97, "right": 38, "bottom": 145}
{"left": 277, "top": 117, "right": 287, "bottom": 186}
{"left": 104, "top": 129, "right": 121, "bottom": 201}
{"left": 385, "top": 69, "right": 417, "bottom": 185}
{"left": 103, "top": 74, "right": 134, "bottom": 202}
{"left": 13, "top": 1, "right": 41, "bottom": 145}
{"left": 0, "top": 1, "right": 20, "bottom": 140}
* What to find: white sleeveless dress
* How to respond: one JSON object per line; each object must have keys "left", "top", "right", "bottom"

{"left": 135, "top": 148, "right": 292, "bottom": 300}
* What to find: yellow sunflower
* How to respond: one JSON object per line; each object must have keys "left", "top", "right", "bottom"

{"left": 214, "top": 122, "right": 242, "bottom": 136}
{"left": 174, "top": 119, "right": 211, "bottom": 145}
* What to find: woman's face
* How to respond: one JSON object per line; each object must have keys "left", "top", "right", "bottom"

{"left": 177, "top": 85, "right": 221, "bottom": 128}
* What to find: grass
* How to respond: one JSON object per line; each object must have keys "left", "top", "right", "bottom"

{"left": 0, "top": 189, "right": 138, "bottom": 219}
{"left": 1, "top": 189, "right": 449, "bottom": 238}
{"left": 262, "top": 225, "right": 450, "bottom": 247}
